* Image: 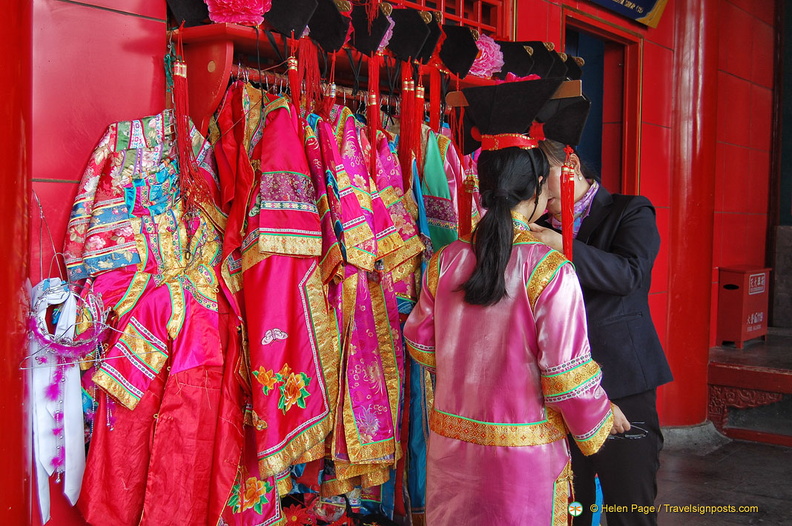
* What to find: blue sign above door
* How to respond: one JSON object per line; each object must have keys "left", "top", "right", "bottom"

{"left": 587, "top": 0, "right": 669, "bottom": 28}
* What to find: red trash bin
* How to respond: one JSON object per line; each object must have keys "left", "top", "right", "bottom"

{"left": 716, "top": 266, "right": 771, "bottom": 348}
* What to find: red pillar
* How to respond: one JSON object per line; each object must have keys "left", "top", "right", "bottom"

{"left": 661, "top": 0, "right": 719, "bottom": 425}
{"left": 0, "top": 1, "right": 32, "bottom": 523}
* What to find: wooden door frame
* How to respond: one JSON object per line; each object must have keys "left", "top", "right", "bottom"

{"left": 562, "top": 8, "right": 644, "bottom": 195}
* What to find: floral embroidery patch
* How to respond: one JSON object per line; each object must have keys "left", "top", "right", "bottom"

{"left": 279, "top": 371, "right": 311, "bottom": 413}
{"left": 253, "top": 367, "right": 278, "bottom": 395}
{"left": 251, "top": 363, "right": 312, "bottom": 413}
{"left": 282, "top": 503, "right": 315, "bottom": 524}
{"left": 227, "top": 476, "right": 272, "bottom": 514}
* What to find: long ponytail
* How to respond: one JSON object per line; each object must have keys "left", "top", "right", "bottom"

{"left": 462, "top": 147, "right": 548, "bottom": 305}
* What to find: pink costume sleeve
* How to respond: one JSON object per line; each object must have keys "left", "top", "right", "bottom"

{"left": 533, "top": 256, "right": 613, "bottom": 455}
{"left": 402, "top": 251, "right": 441, "bottom": 371}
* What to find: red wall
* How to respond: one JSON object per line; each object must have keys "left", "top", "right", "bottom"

{"left": 30, "top": 0, "right": 167, "bottom": 284}
{"left": 28, "top": 1, "right": 166, "bottom": 524}
{"left": 0, "top": 2, "right": 32, "bottom": 524}
{"left": 710, "top": 0, "right": 776, "bottom": 344}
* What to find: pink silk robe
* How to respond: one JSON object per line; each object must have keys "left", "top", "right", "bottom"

{"left": 403, "top": 222, "right": 613, "bottom": 526}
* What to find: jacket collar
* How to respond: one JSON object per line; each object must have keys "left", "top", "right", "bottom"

{"left": 575, "top": 185, "right": 613, "bottom": 243}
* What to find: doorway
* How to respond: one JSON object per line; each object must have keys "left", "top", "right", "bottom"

{"left": 564, "top": 10, "right": 643, "bottom": 196}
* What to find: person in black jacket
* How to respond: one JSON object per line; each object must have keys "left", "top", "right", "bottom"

{"left": 530, "top": 139, "right": 673, "bottom": 526}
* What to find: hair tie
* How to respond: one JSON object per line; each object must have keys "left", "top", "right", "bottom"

{"left": 492, "top": 188, "right": 513, "bottom": 200}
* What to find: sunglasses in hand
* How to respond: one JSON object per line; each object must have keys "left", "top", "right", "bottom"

{"left": 608, "top": 421, "right": 649, "bottom": 440}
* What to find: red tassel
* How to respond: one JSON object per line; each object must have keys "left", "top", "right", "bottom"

{"left": 367, "top": 52, "right": 382, "bottom": 175}
{"left": 366, "top": 0, "right": 380, "bottom": 29}
{"left": 459, "top": 153, "right": 473, "bottom": 237}
{"left": 320, "top": 83, "right": 336, "bottom": 121}
{"left": 428, "top": 66, "right": 441, "bottom": 133}
{"left": 298, "top": 37, "right": 322, "bottom": 114}
{"left": 398, "top": 66, "right": 415, "bottom": 185}
{"left": 319, "top": 53, "right": 338, "bottom": 121}
{"left": 172, "top": 26, "right": 211, "bottom": 212}
{"left": 414, "top": 83, "right": 425, "bottom": 170}
{"left": 287, "top": 55, "right": 300, "bottom": 111}
{"left": 561, "top": 145, "right": 575, "bottom": 259}
{"left": 286, "top": 35, "right": 301, "bottom": 111}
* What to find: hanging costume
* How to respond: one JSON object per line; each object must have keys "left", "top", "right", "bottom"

{"left": 61, "top": 110, "right": 235, "bottom": 526}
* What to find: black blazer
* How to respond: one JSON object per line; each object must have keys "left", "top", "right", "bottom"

{"left": 540, "top": 187, "right": 673, "bottom": 399}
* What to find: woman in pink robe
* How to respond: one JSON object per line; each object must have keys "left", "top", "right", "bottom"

{"left": 403, "top": 145, "right": 629, "bottom": 526}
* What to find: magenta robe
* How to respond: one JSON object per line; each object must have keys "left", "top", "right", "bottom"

{"left": 403, "top": 218, "right": 613, "bottom": 526}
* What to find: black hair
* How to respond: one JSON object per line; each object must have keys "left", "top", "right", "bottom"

{"left": 539, "top": 139, "right": 600, "bottom": 182}
{"left": 462, "top": 147, "right": 549, "bottom": 306}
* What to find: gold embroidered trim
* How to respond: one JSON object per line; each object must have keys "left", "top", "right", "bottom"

{"left": 257, "top": 235, "right": 322, "bottom": 258}
{"left": 513, "top": 230, "right": 541, "bottom": 244}
{"left": 435, "top": 132, "right": 451, "bottom": 159}
{"left": 342, "top": 221, "right": 375, "bottom": 256}
{"left": 161, "top": 202, "right": 186, "bottom": 273}
{"left": 319, "top": 241, "right": 344, "bottom": 285}
{"left": 527, "top": 250, "right": 568, "bottom": 310}
{"left": 125, "top": 322, "right": 168, "bottom": 375}
{"left": 426, "top": 249, "right": 442, "bottom": 297}
{"left": 360, "top": 466, "right": 390, "bottom": 488}
{"left": 303, "top": 263, "right": 340, "bottom": 442}
{"left": 346, "top": 245, "right": 377, "bottom": 272}
{"left": 552, "top": 461, "right": 574, "bottom": 526}
{"left": 510, "top": 210, "right": 533, "bottom": 229}
{"left": 575, "top": 409, "right": 614, "bottom": 456}
{"left": 113, "top": 272, "right": 152, "bottom": 318}
{"left": 376, "top": 229, "right": 406, "bottom": 261}
{"left": 258, "top": 416, "right": 332, "bottom": 478}
{"left": 92, "top": 369, "right": 140, "bottom": 410}
{"left": 321, "top": 476, "right": 357, "bottom": 497}
{"left": 424, "top": 367, "right": 435, "bottom": 411}
{"left": 293, "top": 441, "right": 324, "bottom": 465}
{"left": 166, "top": 281, "right": 186, "bottom": 339}
{"left": 541, "top": 360, "right": 601, "bottom": 397}
{"left": 429, "top": 407, "right": 566, "bottom": 447}
{"left": 406, "top": 340, "right": 436, "bottom": 369}
{"left": 341, "top": 397, "right": 397, "bottom": 463}
{"left": 241, "top": 246, "right": 271, "bottom": 273}
{"left": 370, "top": 279, "right": 403, "bottom": 464}
{"left": 335, "top": 461, "right": 389, "bottom": 481}
{"left": 383, "top": 238, "right": 424, "bottom": 280}
{"left": 222, "top": 254, "right": 244, "bottom": 294}
{"left": 276, "top": 472, "right": 293, "bottom": 497}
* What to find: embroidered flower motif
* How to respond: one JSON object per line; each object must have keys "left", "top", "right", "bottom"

{"left": 278, "top": 372, "right": 312, "bottom": 413}
{"left": 356, "top": 405, "right": 381, "bottom": 443}
{"left": 278, "top": 363, "right": 293, "bottom": 379}
{"left": 227, "top": 475, "right": 272, "bottom": 514}
{"left": 282, "top": 503, "right": 315, "bottom": 524}
{"left": 252, "top": 367, "right": 278, "bottom": 395}
{"left": 85, "top": 236, "right": 107, "bottom": 250}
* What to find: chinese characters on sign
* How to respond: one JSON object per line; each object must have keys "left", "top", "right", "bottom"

{"left": 746, "top": 311, "right": 764, "bottom": 333}
{"left": 748, "top": 273, "right": 766, "bottom": 295}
